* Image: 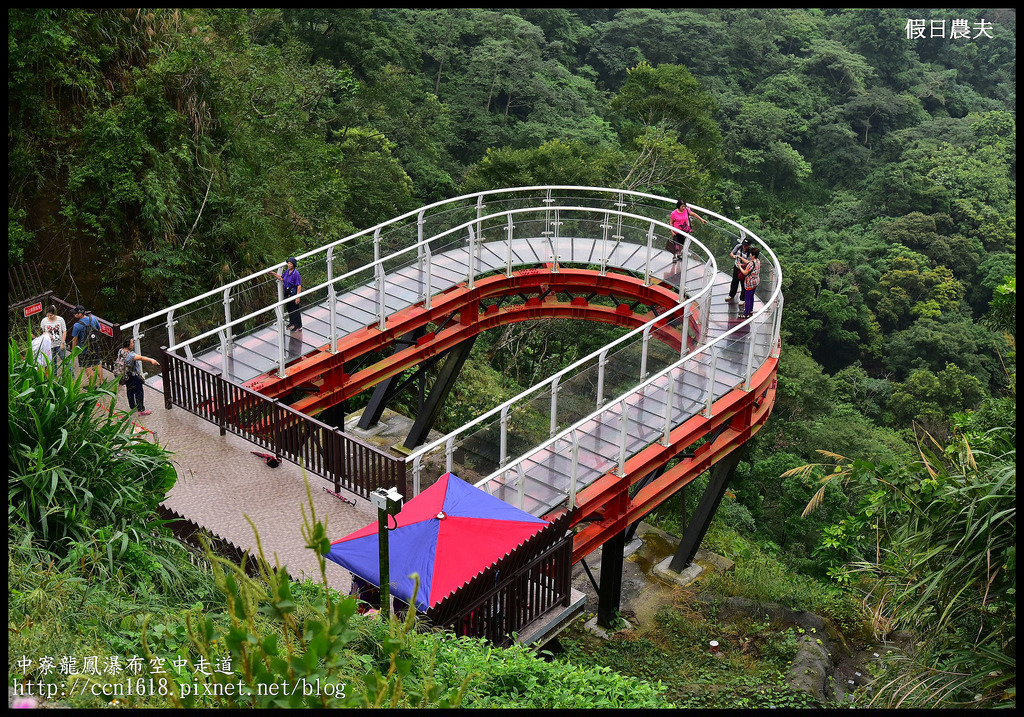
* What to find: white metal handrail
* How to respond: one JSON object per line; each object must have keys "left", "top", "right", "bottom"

{"left": 122, "top": 186, "right": 691, "bottom": 334}
{"left": 130, "top": 186, "right": 779, "bottom": 517}
{"left": 121, "top": 187, "right": 702, "bottom": 365}
{"left": 165, "top": 204, "right": 704, "bottom": 356}
{"left": 462, "top": 202, "right": 783, "bottom": 514}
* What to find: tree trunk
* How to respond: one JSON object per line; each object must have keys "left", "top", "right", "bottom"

{"left": 486, "top": 72, "right": 496, "bottom": 113}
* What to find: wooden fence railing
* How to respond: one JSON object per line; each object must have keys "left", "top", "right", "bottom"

{"left": 160, "top": 349, "right": 407, "bottom": 499}
{"left": 425, "top": 511, "right": 575, "bottom": 647}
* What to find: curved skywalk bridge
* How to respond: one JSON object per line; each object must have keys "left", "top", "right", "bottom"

{"left": 125, "top": 187, "right": 781, "bottom": 534}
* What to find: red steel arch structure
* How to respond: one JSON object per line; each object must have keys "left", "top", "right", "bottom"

{"left": 129, "top": 187, "right": 782, "bottom": 632}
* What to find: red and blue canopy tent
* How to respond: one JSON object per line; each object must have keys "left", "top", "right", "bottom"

{"left": 325, "top": 472, "right": 549, "bottom": 611}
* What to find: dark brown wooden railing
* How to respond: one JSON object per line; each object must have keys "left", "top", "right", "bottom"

{"left": 425, "top": 511, "right": 574, "bottom": 647}
{"left": 160, "top": 348, "right": 407, "bottom": 499}
{"left": 7, "top": 262, "right": 46, "bottom": 310}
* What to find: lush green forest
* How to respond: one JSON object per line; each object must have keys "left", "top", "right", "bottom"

{"left": 9, "top": 8, "right": 1015, "bottom": 708}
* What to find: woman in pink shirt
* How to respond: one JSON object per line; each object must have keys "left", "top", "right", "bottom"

{"left": 668, "top": 200, "right": 707, "bottom": 262}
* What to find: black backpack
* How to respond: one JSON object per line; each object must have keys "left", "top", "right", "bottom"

{"left": 76, "top": 318, "right": 100, "bottom": 358}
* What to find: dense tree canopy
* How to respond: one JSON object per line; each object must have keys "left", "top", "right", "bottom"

{"left": 8, "top": 6, "right": 1015, "bottom": 709}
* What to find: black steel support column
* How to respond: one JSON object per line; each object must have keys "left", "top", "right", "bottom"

{"left": 668, "top": 452, "right": 741, "bottom": 573}
{"left": 596, "top": 529, "right": 626, "bottom": 629}
{"left": 358, "top": 328, "right": 426, "bottom": 430}
{"left": 402, "top": 336, "right": 478, "bottom": 450}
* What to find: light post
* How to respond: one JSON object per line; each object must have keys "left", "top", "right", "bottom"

{"left": 370, "top": 487, "right": 404, "bottom": 619}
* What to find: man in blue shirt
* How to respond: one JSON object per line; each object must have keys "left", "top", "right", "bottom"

{"left": 71, "top": 304, "right": 104, "bottom": 386}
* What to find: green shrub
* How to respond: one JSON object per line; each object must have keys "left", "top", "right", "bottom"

{"left": 8, "top": 338, "right": 176, "bottom": 549}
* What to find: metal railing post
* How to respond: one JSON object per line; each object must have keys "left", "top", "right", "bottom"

{"left": 704, "top": 349, "right": 718, "bottom": 418}
{"left": 643, "top": 221, "right": 655, "bottom": 285}
{"left": 132, "top": 325, "right": 143, "bottom": 368}
{"left": 160, "top": 346, "right": 172, "bottom": 410}
{"left": 326, "top": 247, "right": 338, "bottom": 353}
{"left": 679, "top": 235, "right": 691, "bottom": 295}
{"left": 744, "top": 321, "right": 759, "bottom": 391}
{"left": 476, "top": 194, "right": 485, "bottom": 247}
{"left": 505, "top": 214, "right": 515, "bottom": 277}
{"left": 275, "top": 300, "right": 287, "bottom": 378}
{"left": 412, "top": 454, "right": 422, "bottom": 496}
{"left": 166, "top": 308, "right": 176, "bottom": 350}
{"left": 600, "top": 211, "right": 611, "bottom": 276}
{"left": 662, "top": 369, "right": 676, "bottom": 446}
{"left": 550, "top": 375, "right": 560, "bottom": 438}
{"left": 445, "top": 435, "right": 456, "bottom": 473}
{"left": 499, "top": 405, "right": 509, "bottom": 467}
{"left": 423, "top": 245, "right": 433, "bottom": 310}
{"left": 699, "top": 287, "right": 713, "bottom": 346}
{"left": 616, "top": 399, "right": 629, "bottom": 476}
{"left": 596, "top": 349, "right": 608, "bottom": 407}
{"left": 375, "top": 264, "right": 387, "bottom": 331}
{"left": 467, "top": 225, "right": 476, "bottom": 289}
{"left": 222, "top": 287, "right": 233, "bottom": 360}
{"left": 771, "top": 295, "right": 784, "bottom": 358}
{"left": 219, "top": 329, "right": 229, "bottom": 378}
{"left": 550, "top": 208, "right": 561, "bottom": 271}
{"left": 640, "top": 324, "right": 651, "bottom": 379}
{"left": 215, "top": 371, "right": 227, "bottom": 436}
{"left": 568, "top": 430, "right": 580, "bottom": 508}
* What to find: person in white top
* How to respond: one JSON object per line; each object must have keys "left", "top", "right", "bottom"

{"left": 40, "top": 305, "right": 68, "bottom": 367}
{"left": 31, "top": 331, "right": 53, "bottom": 370}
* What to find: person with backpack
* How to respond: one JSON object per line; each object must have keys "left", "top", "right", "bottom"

{"left": 115, "top": 336, "right": 160, "bottom": 416}
{"left": 667, "top": 199, "right": 707, "bottom": 263}
{"left": 71, "top": 305, "right": 103, "bottom": 386}
{"left": 725, "top": 238, "right": 753, "bottom": 304}
{"left": 738, "top": 246, "right": 762, "bottom": 319}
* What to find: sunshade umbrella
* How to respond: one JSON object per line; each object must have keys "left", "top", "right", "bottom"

{"left": 325, "top": 472, "right": 548, "bottom": 611}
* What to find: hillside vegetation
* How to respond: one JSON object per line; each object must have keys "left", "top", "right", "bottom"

{"left": 9, "top": 8, "right": 1015, "bottom": 708}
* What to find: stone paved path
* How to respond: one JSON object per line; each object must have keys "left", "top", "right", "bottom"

{"left": 116, "top": 372, "right": 373, "bottom": 593}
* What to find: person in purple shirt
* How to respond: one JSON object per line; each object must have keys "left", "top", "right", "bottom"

{"left": 270, "top": 257, "right": 303, "bottom": 331}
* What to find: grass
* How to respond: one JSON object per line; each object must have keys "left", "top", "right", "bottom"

{"left": 557, "top": 600, "right": 822, "bottom": 709}
{"left": 557, "top": 501, "right": 871, "bottom": 708}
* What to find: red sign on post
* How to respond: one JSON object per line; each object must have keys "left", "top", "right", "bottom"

{"left": 23, "top": 302, "right": 43, "bottom": 318}
{"left": 100, "top": 323, "right": 114, "bottom": 337}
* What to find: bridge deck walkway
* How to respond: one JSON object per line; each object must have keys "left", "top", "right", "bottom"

{"left": 484, "top": 267, "right": 763, "bottom": 516}
{"left": 117, "top": 235, "right": 757, "bottom": 594}
{"left": 108, "top": 381, "right": 372, "bottom": 592}
{"left": 151, "top": 237, "right": 709, "bottom": 392}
